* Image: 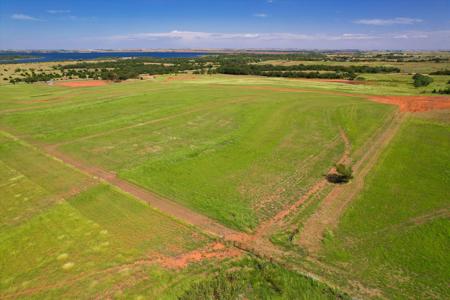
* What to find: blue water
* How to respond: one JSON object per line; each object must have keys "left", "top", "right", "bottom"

{"left": 0, "top": 51, "right": 208, "bottom": 63}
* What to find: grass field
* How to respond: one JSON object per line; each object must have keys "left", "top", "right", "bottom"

{"left": 0, "top": 131, "right": 345, "bottom": 299}
{"left": 1, "top": 67, "right": 449, "bottom": 299}
{"left": 0, "top": 77, "right": 394, "bottom": 230}
{"left": 258, "top": 59, "right": 450, "bottom": 73}
{"left": 0, "top": 131, "right": 211, "bottom": 298}
{"left": 322, "top": 111, "right": 450, "bottom": 299}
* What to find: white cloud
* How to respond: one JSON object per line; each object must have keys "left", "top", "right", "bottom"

{"left": 354, "top": 17, "right": 423, "bottom": 26}
{"left": 106, "top": 30, "right": 435, "bottom": 42}
{"left": 11, "top": 14, "right": 42, "bottom": 21}
{"left": 47, "top": 10, "right": 71, "bottom": 14}
{"left": 254, "top": 13, "right": 268, "bottom": 18}
{"left": 96, "top": 29, "right": 449, "bottom": 50}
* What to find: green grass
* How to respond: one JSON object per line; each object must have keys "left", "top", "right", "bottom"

{"left": 0, "top": 131, "right": 92, "bottom": 228}
{"left": 3, "top": 73, "right": 446, "bottom": 298}
{"left": 0, "top": 78, "right": 393, "bottom": 230}
{"left": 0, "top": 133, "right": 209, "bottom": 298}
{"left": 322, "top": 113, "right": 450, "bottom": 299}
{"left": 189, "top": 73, "right": 450, "bottom": 96}
{"left": 178, "top": 257, "right": 349, "bottom": 300}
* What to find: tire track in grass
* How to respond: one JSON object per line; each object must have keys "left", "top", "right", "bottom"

{"left": 298, "top": 113, "right": 406, "bottom": 255}
{"left": 251, "top": 128, "right": 352, "bottom": 240}
{"left": 52, "top": 95, "right": 258, "bottom": 148}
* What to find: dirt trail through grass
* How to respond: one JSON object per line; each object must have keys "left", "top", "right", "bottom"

{"left": 251, "top": 128, "right": 351, "bottom": 240}
{"left": 1, "top": 241, "right": 241, "bottom": 299}
{"left": 298, "top": 113, "right": 406, "bottom": 254}
{"left": 42, "top": 144, "right": 240, "bottom": 239}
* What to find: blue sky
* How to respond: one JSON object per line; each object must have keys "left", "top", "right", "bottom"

{"left": 1, "top": 0, "right": 449, "bottom": 50}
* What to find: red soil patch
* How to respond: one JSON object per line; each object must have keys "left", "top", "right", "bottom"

{"left": 157, "top": 242, "right": 242, "bottom": 269}
{"left": 369, "top": 95, "right": 450, "bottom": 112}
{"left": 238, "top": 85, "right": 450, "bottom": 113}
{"left": 54, "top": 80, "right": 108, "bottom": 87}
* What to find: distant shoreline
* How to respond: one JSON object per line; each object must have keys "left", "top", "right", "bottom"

{"left": 1, "top": 49, "right": 449, "bottom": 54}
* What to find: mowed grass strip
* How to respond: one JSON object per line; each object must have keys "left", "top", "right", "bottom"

{"left": 323, "top": 112, "right": 450, "bottom": 299}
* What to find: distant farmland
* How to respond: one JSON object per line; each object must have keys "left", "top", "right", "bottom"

{"left": 1, "top": 53, "right": 449, "bottom": 299}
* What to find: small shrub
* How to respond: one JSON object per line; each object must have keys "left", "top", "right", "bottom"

{"left": 327, "top": 164, "right": 353, "bottom": 183}
{"left": 412, "top": 73, "right": 433, "bottom": 87}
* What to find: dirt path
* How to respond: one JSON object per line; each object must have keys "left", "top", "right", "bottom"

{"left": 43, "top": 145, "right": 240, "bottom": 239}
{"left": 298, "top": 113, "right": 406, "bottom": 254}
{"left": 251, "top": 128, "right": 352, "bottom": 240}
{"left": 1, "top": 242, "right": 242, "bottom": 299}
{"left": 1, "top": 87, "right": 428, "bottom": 298}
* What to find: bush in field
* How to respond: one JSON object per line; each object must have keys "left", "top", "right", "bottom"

{"left": 336, "top": 164, "right": 353, "bottom": 182}
{"left": 412, "top": 73, "right": 433, "bottom": 87}
{"left": 326, "top": 163, "right": 354, "bottom": 183}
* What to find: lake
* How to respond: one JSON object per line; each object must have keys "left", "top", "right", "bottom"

{"left": 0, "top": 51, "right": 209, "bottom": 63}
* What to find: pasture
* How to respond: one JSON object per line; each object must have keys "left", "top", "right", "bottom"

{"left": 0, "top": 131, "right": 212, "bottom": 298}
{"left": 1, "top": 68, "right": 449, "bottom": 298}
{"left": 0, "top": 76, "right": 394, "bottom": 231}
{"left": 322, "top": 111, "right": 450, "bottom": 299}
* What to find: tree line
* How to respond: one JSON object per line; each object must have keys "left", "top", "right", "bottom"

{"left": 8, "top": 54, "right": 402, "bottom": 84}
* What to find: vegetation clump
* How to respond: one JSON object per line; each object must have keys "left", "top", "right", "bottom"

{"left": 327, "top": 163, "right": 353, "bottom": 184}
{"left": 430, "top": 69, "right": 450, "bottom": 75}
{"left": 412, "top": 73, "right": 433, "bottom": 87}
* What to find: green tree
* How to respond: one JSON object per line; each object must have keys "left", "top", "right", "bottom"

{"left": 412, "top": 73, "right": 433, "bottom": 87}
{"left": 335, "top": 163, "right": 353, "bottom": 183}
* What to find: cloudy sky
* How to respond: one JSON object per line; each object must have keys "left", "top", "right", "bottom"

{"left": 1, "top": 0, "right": 449, "bottom": 50}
